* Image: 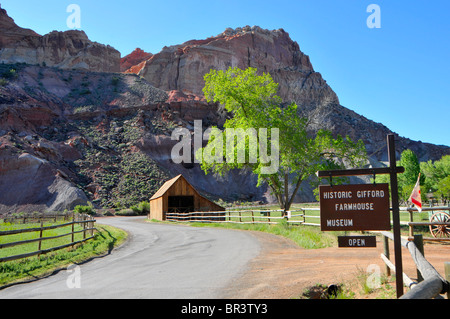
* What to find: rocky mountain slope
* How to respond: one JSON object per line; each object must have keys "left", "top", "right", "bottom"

{"left": 0, "top": 6, "right": 120, "bottom": 72}
{"left": 0, "top": 7, "right": 448, "bottom": 214}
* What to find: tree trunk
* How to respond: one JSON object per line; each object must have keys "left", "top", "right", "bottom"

{"left": 283, "top": 172, "right": 289, "bottom": 216}
{"left": 285, "top": 174, "right": 304, "bottom": 211}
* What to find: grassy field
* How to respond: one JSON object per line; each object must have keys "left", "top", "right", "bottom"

{"left": 0, "top": 221, "right": 87, "bottom": 259}
{"left": 0, "top": 223, "right": 127, "bottom": 286}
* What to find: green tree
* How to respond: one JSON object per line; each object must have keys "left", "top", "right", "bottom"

{"left": 375, "top": 149, "right": 424, "bottom": 203}
{"left": 421, "top": 155, "right": 450, "bottom": 202}
{"left": 196, "top": 67, "right": 366, "bottom": 211}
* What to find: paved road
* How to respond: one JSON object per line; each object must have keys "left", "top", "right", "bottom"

{"left": 1, "top": 217, "right": 261, "bottom": 299}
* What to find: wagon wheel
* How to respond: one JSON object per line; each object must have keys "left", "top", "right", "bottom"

{"left": 429, "top": 212, "right": 450, "bottom": 238}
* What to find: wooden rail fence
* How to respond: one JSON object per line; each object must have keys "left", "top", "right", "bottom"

{"left": 0, "top": 213, "right": 96, "bottom": 263}
{"left": 1, "top": 212, "right": 75, "bottom": 224}
{"left": 400, "top": 206, "right": 450, "bottom": 241}
{"left": 165, "top": 209, "right": 308, "bottom": 224}
{"left": 380, "top": 231, "right": 449, "bottom": 299}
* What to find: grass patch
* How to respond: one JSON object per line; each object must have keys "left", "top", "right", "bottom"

{"left": 0, "top": 221, "right": 86, "bottom": 259}
{"left": 0, "top": 224, "right": 127, "bottom": 286}
{"left": 297, "top": 267, "right": 398, "bottom": 299}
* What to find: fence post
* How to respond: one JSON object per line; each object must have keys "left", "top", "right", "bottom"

{"left": 251, "top": 211, "right": 254, "bottom": 223}
{"left": 38, "top": 219, "right": 44, "bottom": 257}
{"left": 83, "top": 214, "right": 86, "bottom": 239}
{"left": 72, "top": 213, "right": 75, "bottom": 244}
{"left": 444, "top": 262, "right": 450, "bottom": 299}
{"left": 409, "top": 208, "right": 414, "bottom": 238}
{"left": 414, "top": 234, "right": 424, "bottom": 282}
{"left": 383, "top": 235, "right": 391, "bottom": 276}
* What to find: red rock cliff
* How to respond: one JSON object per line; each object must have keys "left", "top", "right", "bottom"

{"left": 121, "top": 48, "right": 152, "bottom": 73}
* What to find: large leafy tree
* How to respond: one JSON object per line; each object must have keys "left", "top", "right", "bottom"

{"left": 375, "top": 149, "right": 425, "bottom": 203}
{"left": 421, "top": 155, "right": 450, "bottom": 202}
{"left": 196, "top": 67, "right": 366, "bottom": 211}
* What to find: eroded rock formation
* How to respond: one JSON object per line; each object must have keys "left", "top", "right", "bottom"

{"left": 0, "top": 5, "right": 120, "bottom": 72}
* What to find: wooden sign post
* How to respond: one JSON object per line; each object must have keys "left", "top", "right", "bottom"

{"left": 317, "top": 134, "right": 405, "bottom": 298}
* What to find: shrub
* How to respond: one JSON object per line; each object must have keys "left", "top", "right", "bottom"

{"left": 74, "top": 204, "right": 95, "bottom": 215}
{"left": 129, "top": 201, "right": 150, "bottom": 215}
{"left": 130, "top": 205, "right": 141, "bottom": 214}
{"left": 138, "top": 201, "right": 150, "bottom": 214}
{"left": 115, "top": 208, "right": 135, "bottom": 216}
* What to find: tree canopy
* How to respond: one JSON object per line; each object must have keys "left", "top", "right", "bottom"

{"left": 196, "top": 67, "right": 367, "bottom": 210}
{"left": 421, "top": 155, "right": 450, "bottom": 202}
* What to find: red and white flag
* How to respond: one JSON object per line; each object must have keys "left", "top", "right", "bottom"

{"left": 408, "top": 173, "right": 422, "bottom": 212}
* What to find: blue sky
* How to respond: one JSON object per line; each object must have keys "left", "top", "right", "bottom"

{"left": 2, "top": 0, "right": 449, "bottom": 148}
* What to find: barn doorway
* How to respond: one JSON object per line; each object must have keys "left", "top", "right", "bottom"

{"left": 168, "top": 196, "right": 194, "bottom": 213}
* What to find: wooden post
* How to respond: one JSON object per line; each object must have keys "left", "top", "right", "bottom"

{"left": 251, "top": 211, "right": 254, "bottom": 223}
{"left": 387, "top": 134, "right": 404, "bottom": 298}
{"left": 83, "top": 214, "right": 86, "bottom": 240}
{"left": 445, "top": 262, "right": 450, "bottom": 299}
{"left": 409, "top": 210, "right": 414, "bottom": 238}
{"left": 267, "top": 211, "right": 270, "bottom": 223}
{"left": 72, "top": 213, "right": 75, "bottom": 244}
{"left": 413, "top": 234, "right": 424, "bottom": 282}
{"left": 383, "top": 234, "right": 391, "bottom": 276}
{"left": 38, "top": 219, "right": 44, "bottom": 257}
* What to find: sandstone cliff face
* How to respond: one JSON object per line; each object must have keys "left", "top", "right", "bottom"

{"left": 0, "top": 6, "right": 120, "bottom": 72}
{"left": 138, "top": 26, "right": 449, "bottom": 164}
{"left": 139, "top": 26, "right": 332, "bottom": 108}
{"left": 121, "top": 48, "right": 152, "bottom": 73}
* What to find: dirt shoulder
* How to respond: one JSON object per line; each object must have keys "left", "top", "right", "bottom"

{"left": 221, "top": 230, "right": 449, "bottom": 299}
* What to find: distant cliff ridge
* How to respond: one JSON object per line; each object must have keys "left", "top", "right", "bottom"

{"left": 0, "top": 6, "right": 120, "bottom": 72}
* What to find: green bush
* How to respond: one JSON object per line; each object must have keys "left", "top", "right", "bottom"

{"left": 130, "top": 205, "right": 141, "bottom": 214}
{"left": 138, "top": 201, "right": 150, "bottom": 214}
{"left": 74, "top": 205, "right": 95, "bottom": 215}
{"left": 115, "top": 208, "right": 135, "bottom": 216}
{"left": 129, "top": 201, "right": 150, "bottom": 215}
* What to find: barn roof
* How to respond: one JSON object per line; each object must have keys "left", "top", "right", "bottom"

{"left": 150, "top": 174, "right": 184, "bottom": 200}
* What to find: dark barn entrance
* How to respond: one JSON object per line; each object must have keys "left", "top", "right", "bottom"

{"left": 168, "top": 195, "right": 194, "bottom": 213}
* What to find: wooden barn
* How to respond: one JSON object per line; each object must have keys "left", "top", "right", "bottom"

{"left": 149, "top": 174, "right": 225, "bottom": 221}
